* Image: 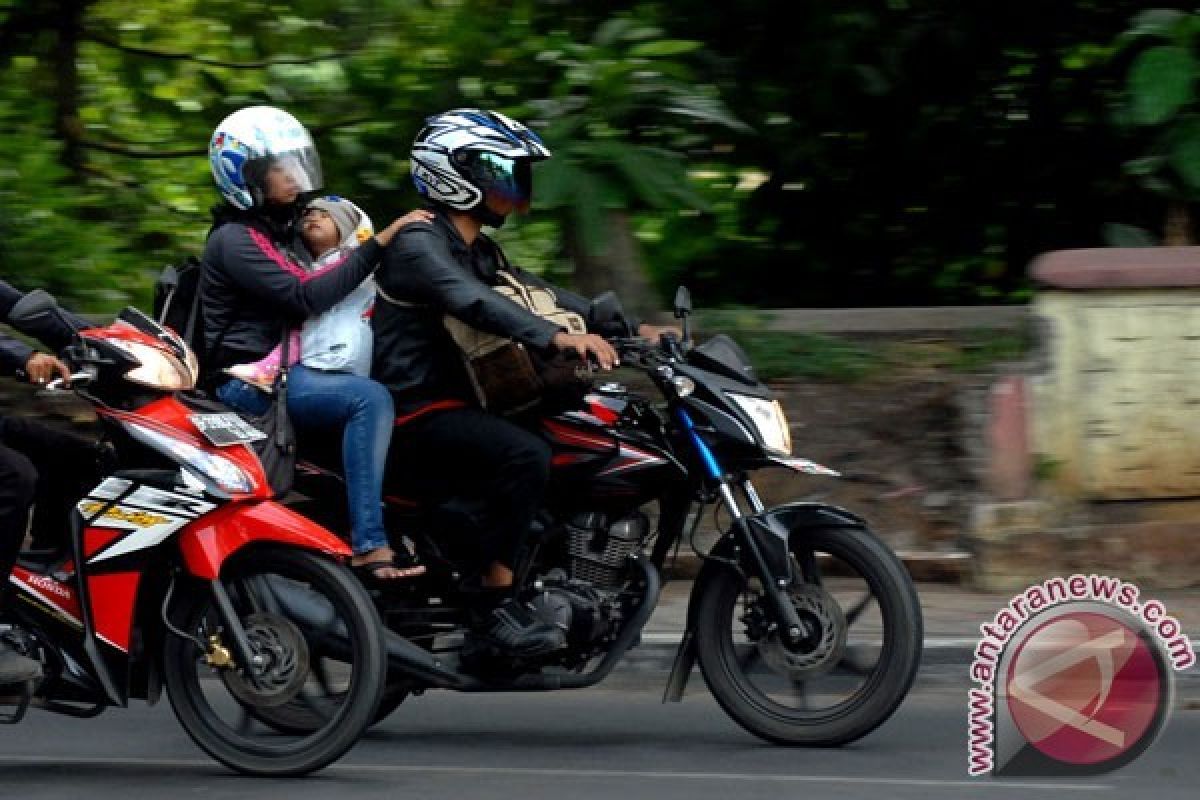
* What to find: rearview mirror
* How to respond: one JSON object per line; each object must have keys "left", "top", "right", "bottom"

{"left": 8, "top": 289, "right": 59, "bottom": 326}
{"left": 673, "top": 286, "right": 693, "bottom": 346}
{"left": 590, "top": 291, "right": 632, "bottom": 336}
{"left": 673, "top": 286, "right": 693, "bottom": 318}
{"left": 590, "top": 291, "right": 624, "bottom": 323}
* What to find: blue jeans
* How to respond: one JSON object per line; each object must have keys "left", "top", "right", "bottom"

{"left": 215, "top": 377, "right": 272, "bottom": 416}
{"left": 217, "top": 368, "right": 394, "bottom": 555}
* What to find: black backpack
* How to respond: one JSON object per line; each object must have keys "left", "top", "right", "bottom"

{"left": 153, "top": 256, "right": 205, "bottom": 361}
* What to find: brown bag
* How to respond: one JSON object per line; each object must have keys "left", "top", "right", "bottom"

{"left": 442, "top": 270, "right": 587, "bottom": 414}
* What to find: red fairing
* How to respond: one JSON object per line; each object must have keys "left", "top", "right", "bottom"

{"left": 82, "top": 325, "right": 164, "bottom": 350}
{"left": 9, "top": 566, "right": 82, "bottom": 625}
{"left": 10, "top": 566, "right": 143, "bottom": 653}
{"left": 178, "top": 501, "right": 352, "bottom": 580}
{"left": 88, "top": 572, "right": 142, "bottom": 652}
{"left": 84, "top": 527, "right": 124, "bottom": 559}
{"left": 542, "top": 418, "right": 617, "bottom": 453}
{"left": 584, "top": 394, "right": 625, "bottom": 425}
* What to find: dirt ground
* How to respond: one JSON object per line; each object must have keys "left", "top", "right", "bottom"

{"left": 758, "top": 375, "right": 979, "bottom": 554}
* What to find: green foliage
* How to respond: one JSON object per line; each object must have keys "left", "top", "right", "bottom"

{"left": 1128, "top": 46, "right": 1195, "bottom": 126}
{"left": 516, "top": 14, "right": 744, "bottom": 258}
{"left": 0, "top": 0, "right": 1195, "bottom": 324}
{"left": 1114, "top": 7, "right": 1200, "bottom": 207}
{"left": 1033, "top": 453, "right": 1065, "bottom": 483}
{"left": 947, "top": 328, "right": 1034, "bottom": 373}
{"left": 726, "top": 325, "right": 1032, "bottom": 384}
{"left": 736, "top": 332, "right": 887, "bottom": 383}
{"left": 1102, "top": 222, "right": 1159, "bottom": 246}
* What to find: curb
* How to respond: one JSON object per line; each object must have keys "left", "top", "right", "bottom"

{"left": 612, "top": 635, "right": 1200, "bottom": 680}
{"left": 614, "top": 635, "right": 981, "bottom": 674}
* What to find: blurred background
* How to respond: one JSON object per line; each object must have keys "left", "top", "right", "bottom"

{"left": 1, "top": 0, "right": 1196, "bottom": 316}
{"left": 10, "top": 1, "right": 1200, "bottom": 589}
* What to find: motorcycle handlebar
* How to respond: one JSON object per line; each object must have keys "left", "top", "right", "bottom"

{"left": 608, "top": 335, "right": 683, "bottom": 365}
{"left": 43, "top": 371, "right": 93, "bottom": 391}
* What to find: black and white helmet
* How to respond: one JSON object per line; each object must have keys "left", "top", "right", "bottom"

{"left": 410, "top": 109, "right": 551, "bottom": 219}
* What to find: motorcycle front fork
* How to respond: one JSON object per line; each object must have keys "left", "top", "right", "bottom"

{"left": 715, "top": 478, "right": 810, "bottom": 648}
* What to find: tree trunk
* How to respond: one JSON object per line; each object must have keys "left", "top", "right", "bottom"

{"left": 1164, "top": 201, "right": 1193, "bottom": 246}
{"left": 52, "top": 0, "right": 88, "bottom": 180}
{"left": 565, "top": 210, "right": 659, "bottom": 324}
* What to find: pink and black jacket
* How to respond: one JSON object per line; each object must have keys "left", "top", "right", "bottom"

{"left": 198, "top": 207, "right": 382, "bottom": 386}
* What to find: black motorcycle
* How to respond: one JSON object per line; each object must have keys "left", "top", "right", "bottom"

{"left": 283, "top": 287, "right": 923, "bottom": 746}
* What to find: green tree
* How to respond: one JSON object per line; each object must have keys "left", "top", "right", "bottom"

{"left": 522, "top": 16, "right": 749, "bottom": 318}
{"left": 0, "top": 0, "right": 390, "bottom": 310}
{"left": 1112, "top": 8, "right": 1200, "bottom": 244}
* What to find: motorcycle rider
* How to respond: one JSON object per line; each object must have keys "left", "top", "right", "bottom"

{"left": 371, "top": 109, "right": 676, "bottom": 657}
{"left": 0, "top": 281, "right": 103, "bottom": 684}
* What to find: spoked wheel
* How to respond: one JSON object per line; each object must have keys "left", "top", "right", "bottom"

{"left": 162, "top": 548, "right": 386, "bottom": 776}
{"left": 695, "top": 525, "right": 922, "bottom": 746}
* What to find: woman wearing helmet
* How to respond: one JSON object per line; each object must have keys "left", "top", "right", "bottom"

{"left": 201, "top": 105, "right": 430, "bottom": 581}
{"left": 371, "top": 109, "right": 673, "bottom": 656}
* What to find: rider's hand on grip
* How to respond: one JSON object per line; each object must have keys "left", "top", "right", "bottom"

{"left": 21, "top": 352, "right": 71, "bottom": 387}
{"left": 551, "top": 332, "right": 619, "bottom": 370}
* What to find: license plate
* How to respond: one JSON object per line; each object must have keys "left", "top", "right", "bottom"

{"left": 190, "top": 413, "right": 266, "bottom": 446}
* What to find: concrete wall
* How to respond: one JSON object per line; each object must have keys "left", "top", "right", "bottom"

{"left": 967, "top": 248, "right": 1200, "bottom": 590}
{"left": 1031, "top": 290, "right": 1200, "bottom": 499}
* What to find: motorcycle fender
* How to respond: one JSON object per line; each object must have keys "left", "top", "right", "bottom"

{"left": 665, "top": 502, "right": 867, "bottom": 702}
{"left": 178, "top": 501, "right": 352, "bottom": 581}
{"left": 740, "top": 501, "right": 867, "bottom": 585}
{"left": 760, "top": 501, "right": 866, "bottom": 532}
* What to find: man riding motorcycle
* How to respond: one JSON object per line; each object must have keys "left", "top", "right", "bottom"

{"left": 371, "top": 108, "right": 676, "bottom": 657}
{"left": 0, "top": 281, "right": 107, "bottom": 684}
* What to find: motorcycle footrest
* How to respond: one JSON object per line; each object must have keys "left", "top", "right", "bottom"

{"left": 0, "top": 679, "right": 37, "bottom": 724}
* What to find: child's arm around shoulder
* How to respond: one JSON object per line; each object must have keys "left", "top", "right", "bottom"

{"left": 373, "top": 209, "right": 435, "bottom": 248}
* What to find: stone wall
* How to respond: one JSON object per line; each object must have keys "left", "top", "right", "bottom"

{"left": 966, "top": 248, "right": 1200, "bottom": 590}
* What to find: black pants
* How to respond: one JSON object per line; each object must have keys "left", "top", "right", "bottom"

{"left": 386, "top": 407, "right": 551, "bottom": 572}
{"left": 0, "top": 416, "right": 101, "bottom": 586}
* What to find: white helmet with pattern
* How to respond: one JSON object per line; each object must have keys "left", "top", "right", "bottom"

{"left": 410, "top": 109, "right": 551, "bottom": 224}
{"left": 209, "top": 106, "right": 323, "bottom": 210}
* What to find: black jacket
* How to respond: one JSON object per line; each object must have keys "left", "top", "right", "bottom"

{"left": 371, "top": 210, "right": 633, "bottom": 413}
{"left": 0, "top": 281, "right": 34, "bottom": 375}
{"left": 0, "top": 281, "right": 89, "bottom": 376}
{"left": 199, "top": 208, "right": 382, "bottom": 384}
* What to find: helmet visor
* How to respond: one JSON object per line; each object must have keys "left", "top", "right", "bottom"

{"left": 244, "top": 145, "right": 324, "bottom": 204}
{"left": 462, "top": 151, "right": 533, "bottom": 211}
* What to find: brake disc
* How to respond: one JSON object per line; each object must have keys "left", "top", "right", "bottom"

{"left": 220, "top": 612, "right": 310, "bottom": 709}
{"left": 758, "top": 583, "right": 848, "bottom": 680}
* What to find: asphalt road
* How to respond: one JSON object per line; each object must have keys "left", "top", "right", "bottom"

{"left": 1, "top": 681, "right": 1196, "bottom": 799}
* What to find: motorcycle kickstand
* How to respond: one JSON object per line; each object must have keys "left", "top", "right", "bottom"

{"left": 0, "top": 679, "right": 38, "bottom": 724}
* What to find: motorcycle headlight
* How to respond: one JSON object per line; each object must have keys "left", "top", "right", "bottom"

{"left": 106, "top": 338, "right": 195, "bottom": 390}
{"left": 124, "top": 421, "right": 254, "bottom": 494}
{"left": 727, "top": 393, "right": 792, "bottom": 456}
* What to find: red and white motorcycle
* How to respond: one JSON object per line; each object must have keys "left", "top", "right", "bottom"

{"left": 0, "top": 291, "right": 386, "bottom": 776}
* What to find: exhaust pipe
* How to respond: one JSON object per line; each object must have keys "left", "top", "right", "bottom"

{"left": 258, "top": 557, "right": 661, "bottom": 693}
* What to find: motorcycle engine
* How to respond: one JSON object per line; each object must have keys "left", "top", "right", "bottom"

{"left": 528, "top": 512, "right": 649, "bottom": 649}
{"left": 528, "top": 573, "right": 616, "bottom": 648}
{"left": 565, "top": 511, "right": 648, "bottom": 589}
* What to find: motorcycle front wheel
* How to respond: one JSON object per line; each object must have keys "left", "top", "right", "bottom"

{"left": 162, "top": 547, "right": 386, "bottom": 776}
{"left": 695, "top": 525, "right": 922, "bottom": 746}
